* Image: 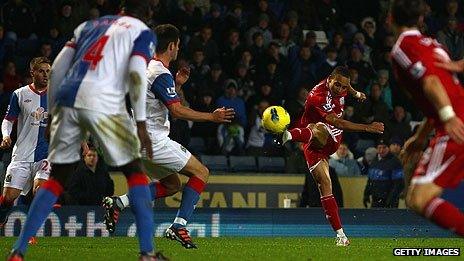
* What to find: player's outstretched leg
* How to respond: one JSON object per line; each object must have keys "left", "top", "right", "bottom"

{"left": 165, "top": 156, "right": 208, "bottom": 249}
{"left": 7, "top": 163, "right": 74, "bottom": 260}
{"left": 407, "top": 183, "right": 464, "bottom": 237}
{"left": 103, "top": 175, "right": 181, "bottom": 233}
{"left": 312, "top": 160, "right": 350, "bottom": 246}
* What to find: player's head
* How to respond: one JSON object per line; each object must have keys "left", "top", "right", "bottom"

{"left": 30, "top": 57, "right": 51, "bottom": 89}
{"left": 328, "top": 66, "right": 350, "bottom": 96}
{"left": 120, "top": 0, "right": 151, "bottom": 22}
{"left": 154, "top": 24, "right": 180, "bottom": 61}
{"left": 391, "top": 0, "right": 427, "bottom": 28}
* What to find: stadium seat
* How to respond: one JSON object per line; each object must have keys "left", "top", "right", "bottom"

{"left": 199, "top": 155, "right": 228, "bottom": 171}
{"left": 188, "top": 137, "right": 206, "bottom": 154}
{"left": 229, "top": 156, "right": 257, "bottom": 172}
{"left": 257, "top": 157, "right": 286, "bottom": 173}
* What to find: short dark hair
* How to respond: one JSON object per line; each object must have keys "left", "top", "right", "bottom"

{"left": 121, "top": 0, "right": 151, "bottom": 21}
{"left": 154, "top": 24, "right": 180, "bottom": 53}
{"left": 30, "top": 57, "right": 51, "bottom": 71}
{"left": 391, "top": 0, "right": 426, "bottom": 27}
{"left": 330, "top": 66, "right": 350, "bottom": 79}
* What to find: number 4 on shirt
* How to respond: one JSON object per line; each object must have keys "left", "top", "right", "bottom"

{"left": 83, "top": 35, "right": 109, "bottom": 70}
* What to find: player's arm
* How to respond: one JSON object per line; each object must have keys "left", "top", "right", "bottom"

{"left": 325, "top": 113, "right": 384, "bottom": 133}
{"left": 422, "top": 75, "right": 464, "bottom": 143}
{"left": 347, "top": 85, "right": 367, "bottom": 102}
{"left": 434, "top": 56, "right": 464, "bottom": 73}
{"left": 130, "top": 29, "right": 157, "bottom": 160}
{"left": 1, "top": 92, "right": 20, "bottom": 149}
{"left": 168, "top": 103, "right": 234, "bottom": 123}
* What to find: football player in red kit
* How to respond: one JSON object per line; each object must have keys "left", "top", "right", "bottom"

{"left": 391, "top": 0, "right": 464, "bottom": 237}
{"left": 282, "top": 66, "right": 384, "bottom": 246}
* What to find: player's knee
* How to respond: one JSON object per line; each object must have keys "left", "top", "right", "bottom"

{"left": 165, "top": 178, "right": 182, "bottom": 196}
{"left": 3, "top": 190, "right": 20, "bottom": 204}
{"left": 196, "top": 165, "right": 210, "bottom": 182}
{"left": 309, "top": 123, "right": 328, "bottom": 149}
{"left": 406, "top": 192, "right": 428, "bottom": 214}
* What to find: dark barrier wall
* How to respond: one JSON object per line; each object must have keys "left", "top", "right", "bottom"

{"left": 1, "top": 207, "right": 455, "bottom": 238}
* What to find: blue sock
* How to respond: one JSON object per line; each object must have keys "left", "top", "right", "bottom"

{"left": 148, "top": 182, "right": 156, "bottom": 201}
{"left": 13, "top": 180, "right": 62, "bottom": 254}
{"left": 173, "top": 176, "right": 205, "bottom": 228}
{"left": 128, "top": 174, "right": 154, "bottom": 254}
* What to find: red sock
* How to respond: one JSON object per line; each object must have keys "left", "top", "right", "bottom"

{"left": 154, "top": 181, "right": 169, "bottom": 199}
{"left": 321, "top": 195, "right": 342, "bottom": 231}
{"left": 424, "top": 197, "right": 464, "bottom": 237}
{"left": 289, "top": 128, "right": 313, "bottom": 143}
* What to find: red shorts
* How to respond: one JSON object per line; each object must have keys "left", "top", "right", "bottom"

{"left": 303, "top": 135, "right": 340, "bottom": 172}
{"left": 412, "top": 135, "right": 464, "bottom": 189}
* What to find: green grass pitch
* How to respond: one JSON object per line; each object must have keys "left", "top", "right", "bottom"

{"left": 1, "top": 237, "right": 461, "bottom": 260}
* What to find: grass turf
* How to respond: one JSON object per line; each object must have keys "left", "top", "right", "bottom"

{"left": 0, "top": 237, "right": 462, "bottom": 260}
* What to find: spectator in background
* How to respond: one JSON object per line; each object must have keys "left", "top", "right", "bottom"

{"left": 262, "top": 41, "right": 289, "bottom": 79}
{"left": 2, "top": 61, "right": 21, "bottom": 94}
{"left": 221, "top": 28, "right": 244, "bottom": 76}
{"left": 290, "top": 44, "right": 318, "bottom": 94}
{"left": 248, "top": 82, "right": 276, "bottom": 110}
{"left": 347, "top": 45, "right": 377, "bottom": 84}
{"left": 54, "top": 2, "right": 79, "bottom": 39}
{"left": 191, "top": 92, "right": 218, "bottom": 153}
{"left": 275, "top": 22, "right": 296, "bottom": 57}
{"left": 284, "top": 87, "right": 308, "bottom": 127}
{"left": 353, "top": 83, "right": 389, "bottom": 155}
{"left": 234, "top": 62, "right": 254, "bottom": 101}
{"left": 223, "top": 1, "right": 247, "bottom": 34}
{"left": 363, "top": 139, "right": 404, "bottom": 208}
{"left": 238, "top": 49, "right": 256, "bottom": 78}
{"left": 249, "top": 32, "right": 266, "bottom": 65}
{"left": 353, "top": 32, "right": 373, "bottom": 64}
{"left": 360, "top": 17, "right": 377, "bottom": 50}
{"left": 216, "top": 79, "right": 247, "bottom": 128}
{"left": 38, "top": 42, "right": 53, "bottom": 61}
{"left": 437, "top": 18, "right": 464, "bottom": 60}
{"left": 438, "top": 0, "right": 464, "bottom": 30}
{"left": 201, "top": 63, "right": 226, "bottom": 99}
{"left": 42, "top": 26, "right": 67, "bottom": 59}
{"left": 285, "top": 10, "right": 303, "bottom": 44}
{"left": 357, "top": 147, "right": 378, "bottom": 175}
{"left": 217, "top": 119, "right": 245, "bottom": 155}
{"left": 329, "top": 143, "right": 361, "bottom": 176}
{"left": 326, "top": 32, "right": 349, "bottom": 64}
{"left": 246, "top": 13, "right": 273, "bottom": 47}
{"left": 251, "top": 0, "right": 278, "bottom": 31}
{"left": 88, "top": 7, "right": 100, "bottom": 20}
{"left": 67, "top": 146, "right": 114, "bottom": 205}
{"left": 318, "top": 46, "right": 338, "bottom": 81}
{"left": 388, "top": 137, "right": 403, "bottom": 157}
{"left": 257, "top": 58, "right": 285, "bottom": 101}
{"left": 246, "top": 99, "right": 277, "bottom": 156}
{"left": 175, "top": 0, "right": 203, "bottom": 38}
{"left": 1, "top": 0, "right": 36, "bottom": 41}
{"left": 0, "top": 25, "right": 6, "bottom": 71}
{"left": 204, "top": 3, "right": 224, "bottom": 44}
{"left": 388, "top": 105, "right": 412, "bottom": 142}
{"left": 189, "top": 48, "right": 210, "bottom": 89}
{"left": 366, "top": 72, "right": 392, "bottom": 111}
{"left": 188, "top": 25, "right": 220, "bottom": 64}
{"left": 300, "top": 31, "right": 324, "bottom": 62}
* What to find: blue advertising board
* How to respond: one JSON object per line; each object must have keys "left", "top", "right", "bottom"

{"left": 0, "top": 207, "right": 455, "bottom": 238}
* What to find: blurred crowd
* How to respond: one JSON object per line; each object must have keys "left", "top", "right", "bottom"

{"left": 0, "top": 0, "right": 463, "bottom": 186}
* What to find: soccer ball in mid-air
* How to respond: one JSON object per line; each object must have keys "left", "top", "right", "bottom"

{"left": 261, "top": 106, "right": 291, "bottom": 134}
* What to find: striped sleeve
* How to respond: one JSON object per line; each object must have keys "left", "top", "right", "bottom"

{"left": 4, "top": 92, "right": 20, "bottom": 121}
{"left": 131, "top": 29, "right": 157, "bottom": 63}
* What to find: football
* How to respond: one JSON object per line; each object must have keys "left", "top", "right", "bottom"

{"left": 261, "top": 106, "right": 291, "bottom": 134}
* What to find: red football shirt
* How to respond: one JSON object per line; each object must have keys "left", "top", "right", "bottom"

{"left": 300, "top": 78, "right": 346, "bottom": 144}
{"left": 391, "top": 29, "right": 464, "bottom": 135}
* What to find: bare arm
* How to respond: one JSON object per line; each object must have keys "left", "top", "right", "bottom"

{"left": 168, "top": 102, "right": 234, "bottom": 123}
{"left": 325, "top": 113, "right": 384, "bottom": 133}
{"left": 422, "top": 75, "right": 464, "bottom": 144}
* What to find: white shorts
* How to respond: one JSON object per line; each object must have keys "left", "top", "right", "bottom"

{"left": 48, "top": 107, "right": 141, "bottom": 167}
{"left": 149, "top": 139, "right": 191, "bottom": 173}
{"left": 3, "top": 159, "right": 50, "bottom": 195}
